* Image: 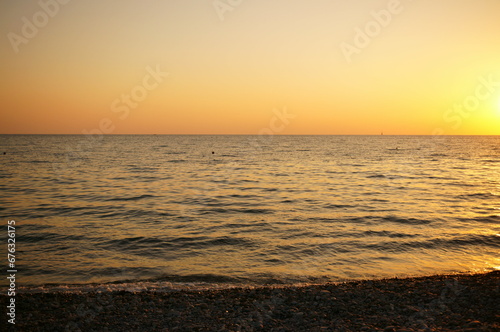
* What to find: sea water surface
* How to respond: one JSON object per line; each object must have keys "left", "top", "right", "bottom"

{"left": 1, "top": 135, "right": 499, "bottom": 291}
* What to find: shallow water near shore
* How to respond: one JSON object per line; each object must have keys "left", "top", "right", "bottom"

{"left": 1, "top": 135, "right": 499, "bottom": 289}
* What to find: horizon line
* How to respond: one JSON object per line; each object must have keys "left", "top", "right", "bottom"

{"left": 1, "top": 133, "right": 499, "bottom": 136}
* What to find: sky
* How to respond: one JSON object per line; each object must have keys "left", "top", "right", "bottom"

{"left": 1, "top": 0, "right": 500, "bottom": 135}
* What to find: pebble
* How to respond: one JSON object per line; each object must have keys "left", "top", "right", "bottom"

{"left": 9, "top": 271, "right": 500, "bottom": 331}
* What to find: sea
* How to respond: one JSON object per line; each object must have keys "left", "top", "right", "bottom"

{"left": 1, "top": 135, "right": 499, "bottom": 292}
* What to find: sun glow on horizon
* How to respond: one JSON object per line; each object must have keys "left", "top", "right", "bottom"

{"left": 1, "top": 1, "right": 500, "bottom": 135}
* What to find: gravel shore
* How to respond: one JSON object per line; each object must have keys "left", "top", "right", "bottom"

{"left": 5, "top": 271, "right": 499, "bottom": 331}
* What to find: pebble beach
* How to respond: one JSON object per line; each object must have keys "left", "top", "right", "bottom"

{"left": 6, "top": 271, "right": 499, "bottom": 331}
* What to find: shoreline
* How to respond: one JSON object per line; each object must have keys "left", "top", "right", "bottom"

{"left": 14, "top": 269, "right": 499, "bottom": 294}
{"left": 5, "top": 271, "right": 499, "bottom": 331}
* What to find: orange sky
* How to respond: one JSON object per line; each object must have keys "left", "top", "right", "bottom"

{"left": 1, "top": 0, "right": 500, "bottom": 135}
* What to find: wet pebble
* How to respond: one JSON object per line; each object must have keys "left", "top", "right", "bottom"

{"left": 10, "top": 271, "right": 500, "bottom": 331}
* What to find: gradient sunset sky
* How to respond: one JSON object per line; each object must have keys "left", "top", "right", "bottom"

{"left": 1, "top": 0, "right": 500, "bottom": 135}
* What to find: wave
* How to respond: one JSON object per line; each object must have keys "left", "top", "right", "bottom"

{"left": 308, "top": 216, "right": 373, "bottom": 225}
{"left": 17, "top": 272, "right": 334, "bottom": 294}
{"left": 198, "top": 207, "right": 274, "bottom": 215}
{"left": 26, "top": 206, "right": 100, "bottom": 218}
{"left": 362, "top": 230, "right": 417, "bottom": 238}
{"left": 163, "top": 151, "right": 184, "bottom": 154}
{"left": 167, "top": 159, "right": 188, "bottom": 163}
{"left": 25, "top": 205, "right": 175, "bottom": 220}
{"left": 380, "top": 215, "right": 433, "bottom": 225}
{"left": 366, "top": 234, "right": 500, "bottom": 252}
{"left": 458, "top": 192, "right": 499, "bottom": 199}
{"left": 28, "top": 160, "right": 51, "bottom": 164}
{"left": 464, "top": 214, "right": 500, "bottom": 224}
{"left": 102, "top": 235, "right": 257, "bottom": 252}
{"left": 126, "top": 166, "right": 160, "bottom": 172}
{"left": 105, "top": 194, "right": 157, "bottom": 202}
{"left": 98, "top": 209, "right": 175, "bottom": 219}
{"left": 323, "top": 203, "right": 355, "bottom": 209}
{"left": 21, "top": 232, "right": 87, "bottom": 244}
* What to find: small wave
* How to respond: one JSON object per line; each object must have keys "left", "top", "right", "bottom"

{"left": 449, "top": 182, "right": 475, "bottom": 187}
{"left": 310, "top": 216, "right": 373, "bottom": 225}
{"left": 135, "top": 176, "right": 159, "bottom": 182}
{"left": 238, "top": 209, "right": 274, "bottom": 214}
{"left": 105, "top": 194, "right": 156, "bottom": 202}
{"left": 127, "top": 166, "right": 159, "bottom": 172}
{"left": 465, "top": 214, "right": 500, "bottom": 224}
{"left": 167, "top": 159, "right": 188, "bottom": 163}
{"left": 367, "top": 174, "right": 386, "bottom": 178}
{"left": 281, "top": 199, "right": 296, "bottom": 203}
{"left": 323, "top": 203, "right": 354, "bottom": 209}
{"left": 198, "top": 207, "right": 230, "bottom": 214}
{"left": 110, "top": 176, "right": 128, "bottom": 180}
{"left": 224, "top": 221, "right": 271, "bottom": 229}
{"left": 103, "top": 236, "right": 173, "bottom": 250}
{"left": 18, "top": 274, "right": 254, "bottom": 293}
{"left": 380, "top": 216, "right": 432, "bottom": 225}
{"left": 29, "top": 160, "right": 50, "bottom": 164}
{"left": 362, "top": 230, "right": 417, "bottom": 238}
{"left": 21, "top": 232, "right": 86, "bottom": 244}
{"left": 27, "top": 206, "right": 96, "bottom": 218}
{"left": 264, "top": 258, "right": 284, "bottom": 264}
{"left": 104, "top": 235, "right": 257, "bottom": 251}
{"left": 425, "top": 175, "right": 456, "bottom": 180}
{"left": 369, "top": 198, "right": 389, "bottom": 202}
{"left": 458, "top": 192, "right": 499, "bottom": 199}
{"left": 240, "top": 179, "right": 259, "bottom": 183}
{"left": 98, "top": 209, "right": 174, "bottom": 219}
{"left": 156, "top": 273, "right": 248, "bottom": 284}
{"left": 19, "top": 222, "right": 53, "bottom": 231}
{"left": 364, "top": 234, "right": 499, "bottom": 252}
{"left": 228, "top": 194, "right": 262, "bottom": 199}
{"left": 198, "top": 207, "right": 273, "bottom": 215}
{"left": 200, "top": 237, "right": 256, "bottom": 248}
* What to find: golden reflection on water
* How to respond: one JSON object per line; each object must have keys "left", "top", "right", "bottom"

{"left": 3, "top": 135, "right": 500, "bottom": 285}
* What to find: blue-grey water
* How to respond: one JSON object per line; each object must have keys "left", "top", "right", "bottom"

{"left": 1, "top": 135, "right": 499, "bottom": 290}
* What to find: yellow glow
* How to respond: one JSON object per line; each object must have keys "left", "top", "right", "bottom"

{"left": 1, "top": 1, "right": 500, "bottom": 134}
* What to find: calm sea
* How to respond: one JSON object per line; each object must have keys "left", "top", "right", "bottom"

{"left": 1, "top": 135, "right": 499, "bottom": 291}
